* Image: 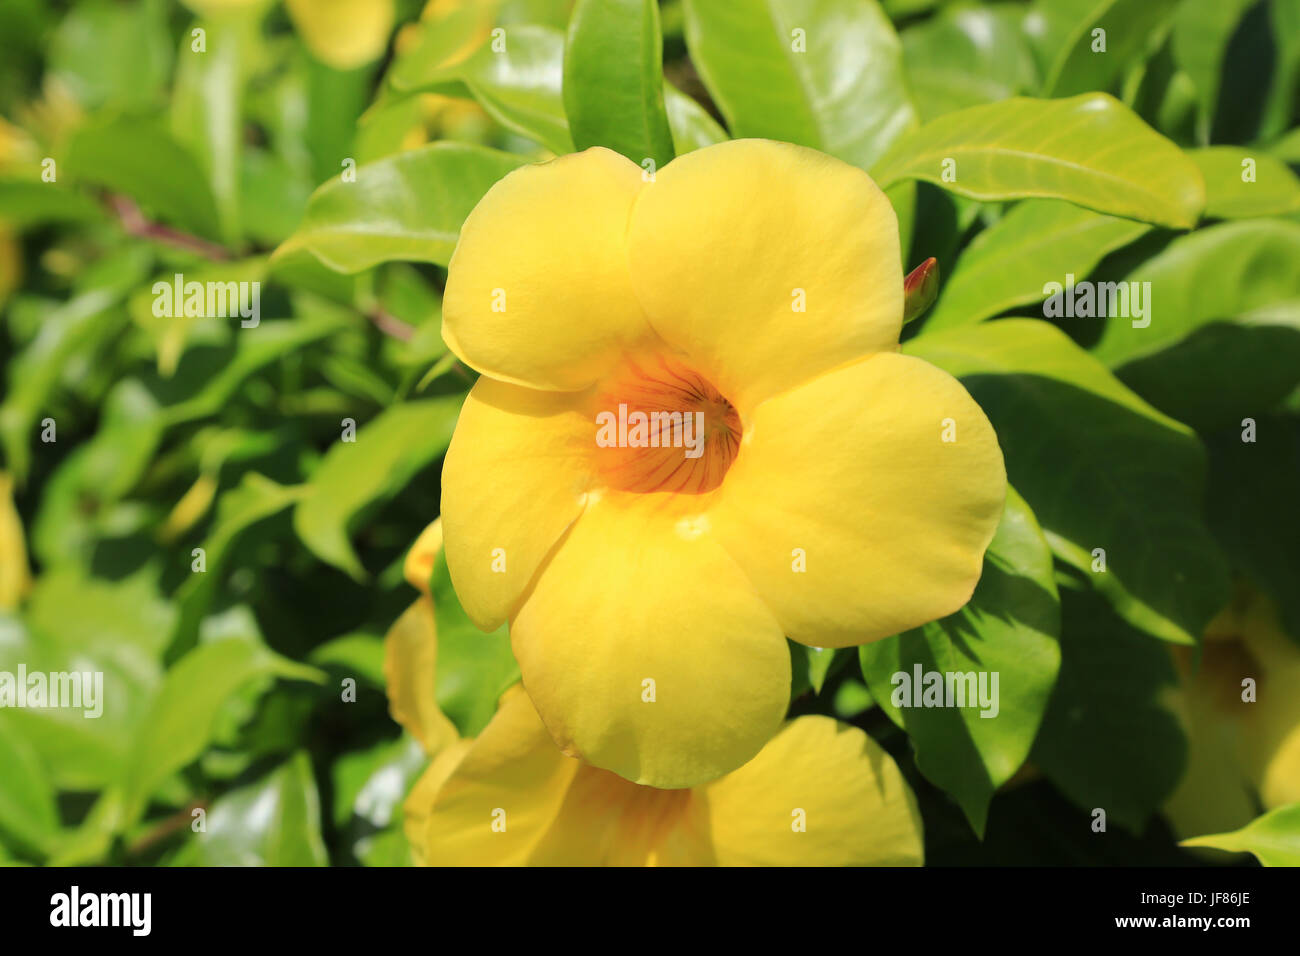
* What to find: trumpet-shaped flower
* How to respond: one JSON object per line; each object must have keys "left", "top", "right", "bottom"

{"left": 439, "top": 139, "right": 1007, "bottom": 788}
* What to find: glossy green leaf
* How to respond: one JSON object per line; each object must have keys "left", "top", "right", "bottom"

{"left": 293, "top": 397, "right": 462, "bottom": 580}
{"left": 169, "top": 752, "right": 328, "bottom": 866}
{"left": 873, "top": 94, "right": 1205, "bottom": 228}
{"left": 564, "top": 0, "right": 675, "bottom": 168}
{"left": 1182, "top": 802, "right": 1300, "bottom": 867}
{"left": 1189, "top": 147, "right": 1300, "bottom": 220}
{"left": 683, "top": 0, "right": 916, "bottom": 170}
{"left": 1092, "top": 219, "right": 1300, "bottom": 368}
{"left": 860, "top": 487, "right": 1061, "bottom": 836}
{"left": 1031, "top": 586, "right": 1186, "bottom": 832}
{"left": 906, "top": 319, "right": 1229, "bottom": 645}
{"left": 925, "top": 200, "right": 1150, "bottom": 331}
{"left": 275, "top": 143, "right": 526, "bottom": 274}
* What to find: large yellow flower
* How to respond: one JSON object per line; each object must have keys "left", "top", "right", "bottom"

{"left": 385, "top": 526, "right": 923, "bottom": 867}
{"left": 1165, "top": 585, "right": 1300, "bottom": 839}
{"left": 439, "top": 139, "right": 1007, "bottom": 788}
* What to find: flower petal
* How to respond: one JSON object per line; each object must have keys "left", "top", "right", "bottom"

{"left": 440, "top": 376, "right": 594, "bottom": 630}
{"left": 403, "top": 517, "right": 443, "bottom": 595}
{"left": 416, "top": 686, "right": 581, "bottom": 865}
{"left": 442, "top": 147, "right": 653, "bottom": 391}
{"left": 383, "top": 597, "right": 458, "bottom": 756}
{"left": 695, "top": 715, "right": 923, "bottom": 866}
{"left": 710, "top": 352, "right": 1006, "bottom": 646}
{"left": 512, "top": 496, "right": 790, "bottom": 788}
{"left": 626, "top": 139, "right": 903, "bottom": 411}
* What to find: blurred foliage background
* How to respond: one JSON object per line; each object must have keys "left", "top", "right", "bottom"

{"left": 1, "top": 0, "right": 1298, "bottom": 866}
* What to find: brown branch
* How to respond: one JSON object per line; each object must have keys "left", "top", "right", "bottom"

{"left": 366, "top": 305, "right": 416, "bottom": 341}
{"left": 108, "top": 194, "right": 232, "bottom": 261}
{"left": 126, "top": 799, "right": 209, "bottom": 856}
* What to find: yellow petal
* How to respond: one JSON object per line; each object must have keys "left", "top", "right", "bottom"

{"left": 710, "top": 352, "right": 1006, "bottom": 646}
{"left": 403, "top": 738, "right": 472, "bottom": 864}
{"left": 626, "top": 139, "right": 903, "bottom": 411}
{"left": 286, "top": 0, "right": 395, "bottom": 70}
{"left": 383, "top": 597, "right": 458, "bottom": 756}
{"left": 694, "top": 715, "right": 923, "bottom": 866}
{"left": 0, "top": 472, "right": 31, "bottom": 610}
{"left": 440, "top": 376, "right": 594, "bottom": 630}
{"left": 403, "top": 517, "right": 444, "bottom": 595}
{"left": 442, "top": 148, "right": 653, "bottom": 391}
{"left": 511, "top": 496, "right": 790, "bottom": 788}
{"left": 418, "top": 685, "right": 581, "bottom": 865}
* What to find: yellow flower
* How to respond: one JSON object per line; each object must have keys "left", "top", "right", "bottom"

{"left": 387, "top": 522, "right": 923, "bottom": 867}
{"left": 1165, "top": 585, "right": 1300, "bottom": 839}
{"left": 439, "top": 140, "right": 1007, "bottom": 788}
{"left": 404, "top": 685, "right": 923, "bottom": 867}
{"left": 285, "top": 0, "right": 395, "bottom": 70}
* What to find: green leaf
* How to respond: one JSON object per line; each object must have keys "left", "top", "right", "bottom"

{"left": 48, "top": 0, "right": 172, "bottom": 111}
{"left": 872, "top": 94, "right": 1205, "bottom": 229}
{"left": 428, "top": 547, "right": 520, "bottom": 738}
{"left": 664, "top": 83, "right": 728, "bottom": 154}
{"left": 1182, "top": 802, "right": 1300, "bottom": 867}
{"left": 924, "top": 199, "right": 1150, "bottom": 331}
{"left": 683, "top": 0, "right": 915, "bottom": 170}
{"left": 906, "top": 319, "right": 1229, "bottom": 645}
{"left": 1031, "top": 586, "right": 1186, "bottom": 832}
{"left": 293, "top": 397, "right": 463, "bottom": 580}
{"left": 171, "top": 11, "right": 262, "bottom": 245}
{"left": 309, "top": 632, "right": 386, "bottom": 687}
{"left": 65, "top": 116, "right": 223, "bottom": 240}
{"left": 274, "top": 142, "right": 526, "bottom": 274}
{"left": 391, "top": 24, "right": 573, "bottom": 154}
{"left": 0, "top": 719, "right": 60, "bottom": 857}
{"left": 563, "top": 0, "right": 675, "bottom": 169}
{"left": 169, "top": 752, "right": 328, "bottom": 866}
{"left": 1092, "top": 219, "right": 1300, "bottom": 369}
{"left": 1189, "top": 147, "right": 1300, "bottom": 220}
{"left": 1038, "top": 0, "right": 1180, "bottom": 98}
{"left": 860, "top": 487, "right": 1061, "bottom": 836}
{"left": 901, "top": 4, "right": 1037, "bottom": 121}
{"left": 122, "top": 636, "right": 323, "bottom": 823}
{"left": 1170, "top": 0, "right": 1257, "bottom": 143}
{"left": 0, "top": 180, "right": 104, "bottom": 229}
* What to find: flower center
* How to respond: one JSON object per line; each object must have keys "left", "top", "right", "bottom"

{"left": 591, "top": 354, "right": 742, "bottom": 495}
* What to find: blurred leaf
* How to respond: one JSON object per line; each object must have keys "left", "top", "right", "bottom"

{"left": 564, "top": 0, "right": 675, "bottom": 169}
{"left": 66, "top": 116, "right": 222, "bottom": 240}
{"left": 683, "top": 0, "right": 916, "bottom": 170}
{"left": 0, "top": 180, "right": 104, "bottom": 229}
{"left": 902, "top": 4, "right": 1037, "bottom": 121}
{"left": 925, "top": 200, "right": 1150, "bottom": 331}
{"left": 1189, "top": 147, "right": 1300, "bottom": 220}
{"left": 122, "top": 635, "right": 323, "bottom": 823}
{"left": 860, "top": 487, "right": 1061, "bottom": 836}
{"left": 664, "top": 83, "right": 728, "bottom": 154}
{"left": 0, "top": 718, "right": 60, "bottom": 857}
{"left": 391, "top": 24, "right": 573, "bottom": 153}
{"left": 310, "top": 632, "right": 386, "bottom": 687}
{"left": 48, "top": 0, "right": 172, "bottom": 111}
{"left": 1036, "top": 0, "right": 1179, "bottom": 98}
{"left": 1182, "top": 802, "right": 1300, "bottom": 867}
{"left": 1031, "top": 587, "right": 1186, "bottom": 832}
{"left": 1092, "top": 219, "right": 1300, "bottom": 369}
{"left": 293, "top": 397, "right": 462, "bottom": 580}
{"left": 873, "top": 94, "right": 1205, "bottom": 229}
{"left": 169, "top": 752, "right": 328, "bottom": 866}
{"left": 172, "top": 10, "right": 263, "bottom": 245}
{"left": 275, "top": 142, "right": 525, "bottom": 274}
{"left": 1170, "top": 0, "right": 1257, "bottom": 143}
{"left": 907, "top": 319, "right": 1229, "bottom": 645}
